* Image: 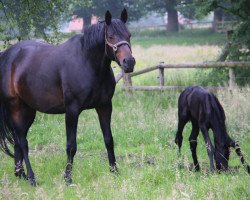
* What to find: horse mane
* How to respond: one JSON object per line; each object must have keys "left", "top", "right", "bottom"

{"left": 83, "top": 19, "right": 128, "bottom": 50}
{"left": 83, "top": 22, "right": 105, "bottom": 50}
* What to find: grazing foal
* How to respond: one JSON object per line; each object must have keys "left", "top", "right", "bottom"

{"left": 175, "top": 86, "right": 250, "bottom": 173}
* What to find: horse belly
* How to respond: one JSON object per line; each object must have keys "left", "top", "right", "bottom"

{"left": 16, "top": 75, "right": 65, "bottom": 114}
{"left": 21, "top": 89, "right": 65, "bottom": 114}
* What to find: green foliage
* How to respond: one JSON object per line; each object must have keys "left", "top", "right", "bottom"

{"left": 0, "top": 0, "right": 91, "bottom": 45}
{"left": 180, "top": 0, "right": 250, "bottom": 85}
{"left": 74, "top": 0, "right": 146, "bottom": 23}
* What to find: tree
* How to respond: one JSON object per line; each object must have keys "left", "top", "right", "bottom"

{"left": 142, "top": 0, "right": 179, "bottom": 32}
{"left": 73, "top": 0, "right": 145, "bottom": 25}
{"left": 0, "top": 0, "right": 90, "bottom": 45}
{"left": 74, "top": 0, "right": 180, "bottom": 32}
{"left": 191, "top": 0, "right": 250, "bottom": 85}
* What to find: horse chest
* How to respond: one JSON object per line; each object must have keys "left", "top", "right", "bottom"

{"left": 69, "top": 75, "right": 115, "bottom": 110}
{"left": 90, "top": 78, "right": 115, "bottom": 106}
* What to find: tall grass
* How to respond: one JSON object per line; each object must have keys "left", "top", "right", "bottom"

{"left": 1, "top": 29, "right": 249, "bottom": 199}
{"left": 0, "top": 90, "right": 249, "bottom": 199}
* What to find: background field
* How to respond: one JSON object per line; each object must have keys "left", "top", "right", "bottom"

{"left": 0, "top": 30, "right": 249, "bottom": 200}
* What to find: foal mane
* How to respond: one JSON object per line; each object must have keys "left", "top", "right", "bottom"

{"left": 210, "top": 93, "right": 226, "bottom": 123}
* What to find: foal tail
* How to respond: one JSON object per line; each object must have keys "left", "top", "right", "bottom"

{"left": 229, "top": 139, "right": 250, "bottom": 174}
{"left": 0, "top": 102, "right": 14, "bottom": 158}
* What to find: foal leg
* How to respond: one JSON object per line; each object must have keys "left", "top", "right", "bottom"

{"left": 200, "top": 125, "right": 215, "bottom": 172}
{"left": 8, "top": 100, "right": 36, "bottom": 185}
{"left": 64, "top": 106, "right": 79, "bottom": 184}
{"left": 96, "top": 102, "right": 117, "bottom": 172}
{"left": 189, "top": 121, "right": 200, "bottom": 171}
{"left": 175, "top": 116, "right": 188, "bottom": 156}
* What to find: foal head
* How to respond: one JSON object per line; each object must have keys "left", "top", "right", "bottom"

{"left": 104, "top": 9, "right": 135, "bottom": 73}
{"left": 214, "top": 143, "right": 230, "bottom": 171}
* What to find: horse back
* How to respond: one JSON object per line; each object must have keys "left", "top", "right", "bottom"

{"left": 0, "top": 40, "right": 67, "bottom": 112}
{"left": 0, "top": 38, "right": 116, "bottom": 113}
{"left": 178, "top": 86, "right": 224, "bottom": 125}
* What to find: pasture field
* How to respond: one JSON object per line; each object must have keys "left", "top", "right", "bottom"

{"left": 1, "top": 30, "right": 250, "bottom": 199}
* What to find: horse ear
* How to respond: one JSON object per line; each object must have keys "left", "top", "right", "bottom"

{"left": 105, "top": 10, "right": 112, "bottom": 25}
{"left": 120, "top": 8, "right": 127, "bottom": 23}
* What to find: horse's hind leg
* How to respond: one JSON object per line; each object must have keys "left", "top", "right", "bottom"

{"left": 14, "top": 141, "right": 26, "bottom": 179}
{"left": 96, "top": 102, "right": 117, "bottom": 172}
{"left": 189, "top": 121, "right": 200, "bottom": 171}
{"left": 8, "top": 99, "right": 36, "bottom": 185}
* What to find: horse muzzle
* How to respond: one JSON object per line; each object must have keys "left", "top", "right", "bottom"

{"left": 121, "top": 57, "right": 135, "bottom": 73}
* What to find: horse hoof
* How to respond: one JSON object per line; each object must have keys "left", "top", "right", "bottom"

{"left": 65, "top": 177, "right": 73, "bottom": 185}
{"left": 194, "top": 165, "right": 200, "bottom": 172}
{"left": 110, "top": 165, "right": 118, "bottom": 174}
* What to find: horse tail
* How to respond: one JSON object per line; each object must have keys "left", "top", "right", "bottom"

{"left": 229, "top": 139, "right": 250, "bottom": 174}
{"left": 0, "top": 101, "right": 14, "bottom": 158}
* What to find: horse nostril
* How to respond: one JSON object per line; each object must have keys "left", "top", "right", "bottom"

{"left": 123, "top": 57, "right": 135, "bottom": 67}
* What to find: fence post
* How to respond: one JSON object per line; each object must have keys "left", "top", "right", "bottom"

{"left": 159, "top": 68, "right": 164, "bottom": 86}
{"left": 123, "top": 70, "right": 132, "bottom": 92}
{"left": 228, "top": 67, "right": 236, "bottom": 90}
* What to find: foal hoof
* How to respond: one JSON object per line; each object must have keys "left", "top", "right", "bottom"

{"left": 28, "top": 178, "right": 37, "bottom": 187}
{"left": 247, "top": 165, "right": 250, "bottom": 175}
{"left": 15, "top": 171, "right": 27, "bottom": 180}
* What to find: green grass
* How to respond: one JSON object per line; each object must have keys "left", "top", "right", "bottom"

{"left": 0, "top": 90, "right": 249, "bottom": 199}
{"left": 131, "top": 29, "right": 227, "bottom": 47}
{"left": 0, "top": 29, "right": 249, "bottom": 199}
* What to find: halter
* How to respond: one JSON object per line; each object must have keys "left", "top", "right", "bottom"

{"left": 104, "top": 25, "right": 131, "bottom": 62}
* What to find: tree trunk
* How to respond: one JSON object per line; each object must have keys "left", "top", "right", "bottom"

{"left": 212, "top": 8, "right": 223, "bottom": 32}
{"left": 167, "top": 8, "right": 179, "bottom": 32}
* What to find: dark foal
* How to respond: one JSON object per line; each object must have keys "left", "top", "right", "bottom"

{"left": 175, "top": 86, "right": 250, "bottom": 174}
{"left": 0, "top": 9, "right": 135, "bottom": 186}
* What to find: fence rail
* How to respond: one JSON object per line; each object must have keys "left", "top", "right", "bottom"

{"left": 128, "top": 21, "right": 236, "bottom": 34}
{"left": 115, "top": 62, "right": 250, "bottom": 91}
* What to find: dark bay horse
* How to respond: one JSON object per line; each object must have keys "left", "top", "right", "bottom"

{"left": 175, "top": 86, "right": 250, "bottom": 174}
{"left": 0, "top": 9, "right": 135, "bottom": 185}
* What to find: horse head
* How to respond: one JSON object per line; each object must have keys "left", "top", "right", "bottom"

{"left": 104, "top": 9, "right": 135, "bottom": 73}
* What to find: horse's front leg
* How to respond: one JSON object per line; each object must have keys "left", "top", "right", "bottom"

{"left": 64, "top": 106, "right": 79, "bottom": 184}
{"left": 96, "top": 102, "right": 117, "bottom": 172}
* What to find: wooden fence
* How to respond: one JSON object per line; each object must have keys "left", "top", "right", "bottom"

{"left": 128, "top": 21, "right": 236, "bottom": 34}
{"left": 115, "top": 62, "right": 250, "bottom": 91}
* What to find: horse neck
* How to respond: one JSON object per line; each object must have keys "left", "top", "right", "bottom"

{"left": 211, "top": 117, "right": 230, "bottom": 147}
{"left": 83, "top": 23, "right": 113, "bottom": 74}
